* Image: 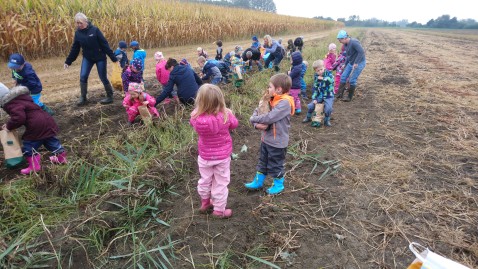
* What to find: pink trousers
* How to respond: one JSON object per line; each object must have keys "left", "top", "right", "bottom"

{"left": 289, "top": 88, "right": 301, "bottom": 110}
{"left": 334, "top": 74, "right": 342, "bottom": 94}
{"left": 197, "top": 155, "right": 231, "bottom": 212}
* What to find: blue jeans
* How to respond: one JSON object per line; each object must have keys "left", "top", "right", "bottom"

{"left": 340, "top": 61, "right": 366, "bottom": 86}
{"left": 307, "top": 97, "right": 334, "bottom": 117}
{"left": 80, "top": 58, "right": 110, "bottom": 85}
{"left": 23, "top": 136, "right": 64, "bottom": 157}
{"left": 211, "top": 77, "right": 222, "bottom": 85}
{"left": 30, "top": 93, "right": 44, "bottom": 107}
{"left": 264, "top": 52, "right": 283, "bottom": 69}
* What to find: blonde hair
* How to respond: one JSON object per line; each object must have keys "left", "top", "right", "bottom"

{"left": 197, "top": 56, "right": 206, "bottom": 64}
{"left": 270, "top": 73, "right": 291, "bottom": 93}
{"left": 74, "top": 12, "right": 88, "bottom": 23}
{"left": 312, "top": 59, "right": 324, "bottom": 70}
{"left": 192, "top": 84, "right": 229, "bottom": 123}
{"left": 263, "top": 35, "right": 272, "bottom": 46}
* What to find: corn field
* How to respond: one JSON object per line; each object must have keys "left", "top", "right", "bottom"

{"left": 0, "top": 0, "right": 342, "bottom": 60}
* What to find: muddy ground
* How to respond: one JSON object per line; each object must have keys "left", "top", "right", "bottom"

{"left": 1, "top": 29, "right": 478, "bottom": 268}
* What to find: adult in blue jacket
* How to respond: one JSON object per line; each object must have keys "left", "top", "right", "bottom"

{"left": 155, "top": 58, "right": 203, "bottom": 106}
{"left": 64, "top": 12, "right": 118, "bottom": 106}
{"left": 263, "top": 35, "right": 284, "bottom": 72}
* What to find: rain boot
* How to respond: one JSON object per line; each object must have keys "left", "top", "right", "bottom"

{"left": 324, "top": 116, "right": 332, "bottom": 127}
{"left": 274, "top": 65, "right": 280, "bottom": 72}
{"left": 342, "top": 85, "right": 356, "bottom": 102}
{"left": 295, "top": 109, "right": 301, "bottom": 114}
{"left": 244, "top": 172, "right": 266, "bottom": 189}
{"left": 199, "top": 198, "right": 213, "bottom": 214}
{"left": 49, "top": 151, "right": 68, "bottom": 164}
{"left": 100, "top": 83, "right": 114, "bottom": 104}
{"left": 212, "top": 208, "right": 233, "bottom": 218}
{"left": 267, "top": 177, "right": 284, "bottom": 195}
{"left": 41, "top": 104, "right": 55, "bottom": 116}
{"left": 302, "top": 112, "right": 312, "bottom": 123}
{"left": 77, "top": 82, "right": 88, "bottom": 106}
{"left": 20, "top": 155, "right": 41, "bottom": 175}
{"left": 336, "top": 83, "right": 346, "bottom": 99}
{"left": 311, "top": 121, "right": 321, "bottom": 127}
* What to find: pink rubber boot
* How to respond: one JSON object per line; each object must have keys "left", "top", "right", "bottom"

{"left": 21, "top": 155, "right": 41, "bottom": 175}
{"left": 212, "top": 209, "right": 233, "bottom": 219}
{"left": 49, "top": 152, "right": 68, "bottom": 164}
{"left": 199, "top": 198, "right": 213, "bottom": 213}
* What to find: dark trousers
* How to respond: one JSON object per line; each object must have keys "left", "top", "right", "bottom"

{"left": 256, "top": 142, "right": 287, "bottom": 178}
{"left": 80, "top": 58, "right": 109, "bottom": 85}
{"left": 22, "top": 136, "right": 65, "bottom": 156}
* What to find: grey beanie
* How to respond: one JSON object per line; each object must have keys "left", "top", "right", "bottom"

{"left": 0, "top": 82, "right": 9, "bottom": 100}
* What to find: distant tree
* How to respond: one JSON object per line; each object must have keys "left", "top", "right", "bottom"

{"left": 313, "top": 16, "right": 334, "bottom": 21}
{"left": 250, "top": 0, "right": 276, "bottom": 12}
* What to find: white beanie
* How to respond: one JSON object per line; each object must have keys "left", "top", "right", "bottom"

{"left": 0, "top": 82, "right": 9, "bottom": 100}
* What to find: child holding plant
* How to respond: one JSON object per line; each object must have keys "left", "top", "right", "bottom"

{"left": 245, "top": 74, "right": 294, "bottom": 195}
{"left": 0, "top": 83, "right": 67, "bottom": 175}
{"left": 122, "top": 82, "right": 159, "bottom": 126}
{"left": 190, "top": 84, "right": 238, "bottom": 218}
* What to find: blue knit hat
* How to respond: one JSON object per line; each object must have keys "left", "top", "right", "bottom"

{"left": 130, "top": 40, "right": 139, "bottom": 47}
{"left": 252, "top": 35, "right": 258, "bottom": 41}
{"left": 119, "top": 41, "right": 127, "bottom": 49}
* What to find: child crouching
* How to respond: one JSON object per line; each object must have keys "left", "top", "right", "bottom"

{"left": 245, "top": 74, "right": 294, "bottom": 195}
{"left": 0, "top": 83, "right": 67, "bottom": 175}
{"left": 122, "top": 82, "right": 159, "bottom": 125}
{"left": 302, "top": 60, "right": 334, "bottom": 127}
{"left": 190, "top": 84, "right": 238, "bottom": 218}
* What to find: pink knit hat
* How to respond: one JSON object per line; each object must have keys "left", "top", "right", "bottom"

{"left": 154, "top": 51, "right": 164, "bottom": 61}
{"left": 328, "top": 43, "right": 337, "bottom": 51}
{"left": 128, "top": 82, "right": 144, "bottom": 93}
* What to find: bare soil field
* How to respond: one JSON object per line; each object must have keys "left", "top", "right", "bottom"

{"left": 1, "top": 28, "right": 477, "bottom": 268}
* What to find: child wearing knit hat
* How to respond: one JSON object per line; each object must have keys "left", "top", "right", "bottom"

{"left": 114, "top": 41, "right": 129, "bottom": 70}
{"left": 121, "top": 59, "right": 143, "bottom": 93}
{"left": 122, "top": 82, "right": 159, "bottom": 126}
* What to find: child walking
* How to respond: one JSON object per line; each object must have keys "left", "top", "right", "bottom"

{"left": 7, "top": 53, "right": 54, "bottom": 115}
{"left": 245, "top": 74, "right": 294, "bottom": 195}
{"left": 302, "top": 60, "right": 334, "bottom": 127}
{"left": 190, "top": 84, "right": 238, "bottom": 218}
{"left": 122, "top": 82, "right": 159, "bottom": 125}
{"left": 0, "top": 83, "right": 67, "bottom": 175}
{"left": 288, "top": 51, "right": 303, "bottom": 114}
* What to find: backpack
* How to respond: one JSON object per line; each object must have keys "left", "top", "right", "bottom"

{"left": 294, "top": 37, "right": 303, "bottom": 47}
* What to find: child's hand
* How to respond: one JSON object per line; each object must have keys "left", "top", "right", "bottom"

{"left": 255, "top": 123, "right": 268, "bottom": 130}
{"left": 142, "top": 101, "right": 149, "bottom": 106}
{"left": 1, "top": 124, "right": 8, "bottom": 131}
{"left": 318, "top": 76, "right": 323, "bottom": 80}
{"left": 313, "top": 100, "right": 318, "bottom": 104}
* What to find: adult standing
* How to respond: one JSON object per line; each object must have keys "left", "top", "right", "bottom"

{"left": 263, "top": 35, "right": 284, "bottom": 72}
{"left": 64, "top": 12, "right": 118, "bottom": 106}
{"left": 336, "top": 30, "right": 366, "bottom": 102}
{"left": 155, "top": 58, "right": 203, "bottom": 106}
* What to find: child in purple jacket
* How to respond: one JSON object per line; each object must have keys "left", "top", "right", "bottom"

{"left": 121, "top": 58, "right": 143, "bottom": 93}
{"left": 190, "top": 84, "right": 238, "bottom": 218}
{"left": 0, "top": 83, "right": 67, "bottom": 175}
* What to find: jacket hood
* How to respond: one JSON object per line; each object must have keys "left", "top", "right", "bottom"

{"left": 0, "top": 86, "right": 29, "bottom": 107}
{"left": 291, "top": 51, "right": 303, "bottom": 65}
{"left": 171, "top": 64, "right": 188, "bottom": 76}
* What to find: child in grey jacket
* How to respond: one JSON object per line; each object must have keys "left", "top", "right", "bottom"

{"left": 245, "top": 74, "right": 295, "bottom": 195}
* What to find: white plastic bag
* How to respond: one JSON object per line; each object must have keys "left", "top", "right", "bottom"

{"left": 407, "top": 242, "right": 470, "bottom": 269}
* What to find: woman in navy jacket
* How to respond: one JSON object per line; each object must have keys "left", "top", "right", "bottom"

{"left": 64, "top": 12, "right": 118, "bottom": 106}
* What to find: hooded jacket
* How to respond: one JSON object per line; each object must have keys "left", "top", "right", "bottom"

{"left": 201, "top": 60, "right": 222, "bottom": 81}
{"left": 156, "top": 64, "right": 203, "bottom": 105}
{"left": 190, "top": 110, "right": 238, "bottom": 160}
{"left": 0, "top": 86, "right": 58, "bottom": 141}
{"left": 65, "top": 22, "right": 117, "bottom": 65}
{"left": 289, "top": 51, "right": 303, "bottom": 89}
{"left": 11, "top": 62, "right": 42, "bottom": 94}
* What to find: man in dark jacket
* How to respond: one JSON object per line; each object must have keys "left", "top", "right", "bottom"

{"left": 0, "top": 83, "right": 67, "bottom": 175}
{"left": 242, "top": 47, "right": 263, "bottom": 72}
{"left": 64, "top": 12, "right": 118, "bottom": 106}
{"left": 155, "top": 58, "right": 203, "bottom": 106}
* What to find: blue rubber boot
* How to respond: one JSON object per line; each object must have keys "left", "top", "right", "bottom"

{"left": 302, "top": 112, "right": 312, "bottom": 123}
{"left": 295, "top": 109, "right": 301, "bottom": 114}
{"left": 267, "top": 177, "right": 284, "bottom": 195}
{"left": 324, "top": 116, "right": 332, "bottom": 127}
{"left": 245, "top": 172, "right": 266, "bottom": 189}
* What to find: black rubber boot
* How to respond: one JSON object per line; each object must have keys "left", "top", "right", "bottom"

{"left": 77, "top": 82, "right": 88, "bottom": 106}
{"left": 100, "top": 83, "right": 114, "bottom": 104}
{"left": 274, "top": 65, "right": 280, "bottom": 72}
{"left": 336, "top": 83, "right": 346, "bottom": 99}
{"left": 342, "top": 85, "right": 356, "bottom": 102}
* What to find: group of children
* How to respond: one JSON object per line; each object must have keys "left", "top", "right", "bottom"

{"left": 1, "top": 32, "right": 353, "bottom": 221}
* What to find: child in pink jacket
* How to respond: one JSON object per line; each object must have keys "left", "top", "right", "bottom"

{"left": 189, "top": 84, "right": 238, "bottom": 218}
{"left": 331, "top": 44, "right": 347, "bottom": 94}
{"left": 324, "top": 43, "right": 337, "bottom": 71}
{"left": 154, "top": 51, "right": 179, "bottom": 104}
{"left": 122, "top": 82, "right": 159, "bottom": 125}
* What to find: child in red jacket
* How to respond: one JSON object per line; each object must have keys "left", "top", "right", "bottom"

{"left": 0, "top": 83, "right": 67, "bottom": 175}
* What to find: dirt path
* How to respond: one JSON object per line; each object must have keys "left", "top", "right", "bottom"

{"left": 1, "top": 28, "right": 477, "bottom": 268}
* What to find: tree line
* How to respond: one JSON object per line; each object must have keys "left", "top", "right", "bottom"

{"left": 314, "top": 14, "right": 478, "bottom": 29}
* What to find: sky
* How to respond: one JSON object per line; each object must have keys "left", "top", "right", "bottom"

{"left": 274, "top": 0, "right": 478, "bottom": 24}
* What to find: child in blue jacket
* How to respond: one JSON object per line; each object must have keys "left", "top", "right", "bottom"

{"left": 130, "top": 40, "right": 147, "bottom": 72}
{"left": 7, "top": 53, "right": 54, "bottom": 115}
{"left": 288, "top": 51, "right": 303, "bottom": 114}
{"left": 114, "top": 41, "right": 129, "bottom": 71}
{"left": 197, "top": 57, "right": 222, "bottom": 85}
{"left": 300, "top": 61, "right": 308, "bottom": 99}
